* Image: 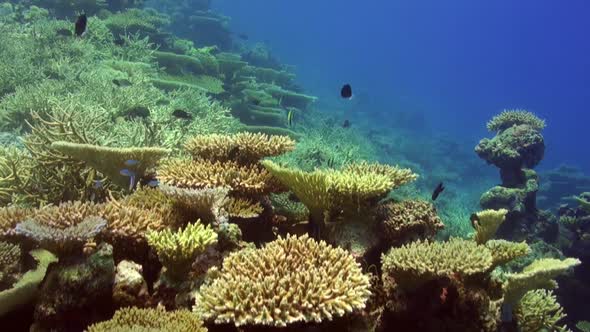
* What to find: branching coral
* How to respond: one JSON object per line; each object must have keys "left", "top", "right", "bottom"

{"left": 194, "top": 234, "right": 371, "bottom": 327}
{"left": 225, "top": 197, "right": 263, "bottom": 219}
{"left": 32, "top": 201, "right": 104, "bottom": 229}
{"left": 158, "top": 158, "right": 277, "bottom": 195}
{"left": 100, "top": 201, "right": 169, "bottom": 245}
{"left": 503, "top": 258, "right": 581, "bottom": 305}
{"left": 377, "top": 200, "right": 444, "bottom": 243}
{"left": 0, "top": 241, "right": 21, "bottom": 288}
{"left": 184, "top": 132, "right": 296, "bottom": 164}
{"left": 485, "top": 239, "right": 531, "bottom": 270}
{"left": 343, "top": 161, "right": 418, "bottom": 189}
{"left": 146, "top": 221, "right": 217, "bottom": 280}
{"left": 157, "top": 184, "right": 229, "bottom": 226}
{"left": 269, "top": 192, "right": 309, "bottom": 223}
{"left": 486, "top": 109, "right": 546, "bottom": 132}
{"left": 14, "top": 216, "right": 106, "bottom": 256}
{"left": 51, "top": 141, "right": 169, "bottom": 190}
{"left": 0, "top": 206, "right": 33, "bottom": 236}
{"left": 121, "top": 187, "right": 184, "bottom": 226}
{"left": 381, "top": 238, "right": 493, "bottom": 290}
{"left": 514, "top": 289, "right": 570, "bottom": 332}
{"left": 472, "top": 208, "right": 508, "bottom": 244}
{"left": 86, "top": 307, "right": 207, "bottom": 332}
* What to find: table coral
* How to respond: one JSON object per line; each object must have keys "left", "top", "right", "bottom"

{"left": 194, "top": 234, "right": 371, "bottom": 327}
{"left": 486, "top": 109, "right": 546, "bottom": 132}
{"left": 485, "top": 239, "right": 531, "bottom": 270}
{"left": 157, "top": 184, "right": 229, "bottom": 226}
{"left": 146, "top": 221, "right": 217, "bottom": 280}
{"left": 377, "top": 199, "right": 444, "bottom": 243}
{"left": 472, "top": 208, "right": 508, "bottom": 244}
{"left": 86, "top": 307, "right": 207, "bottom": 332}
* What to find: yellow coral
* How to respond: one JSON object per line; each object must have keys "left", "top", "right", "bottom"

{"left": 378, "top": 200, "right": 444, "bottom": 242}
{"left": 486, "top": 109, "right": 546, "bottom": 132}
{"left": 101, "top": 202, "right": 168, "bottom": 245}
{"left": 0, "top": 206, "right": 33, "bottom": 236}
{"left": 381, "top": 238, "right": 493, "bottom": 290}
{"left": 514, "top": 289, "right": 570, "bottom": 332}
{"left": 51, "top": 141, "right": 169, "bottom": 189}
{"left": 86, "top": 307, "right": 207, "bottom": 332}
{"left": 343, "top": 161, "right": 418, "bottom": 189}
{"left": 158, "top": 158, "right": 277, "bottom": 195}
{"left": 32, "top": 201, "right": 104, "bottom": 229}
{"left": 122, "top": 187, "right": 184, "bottom": 226}
{"left": 224, "top": 197, "right": 263, "bottom": 218}
{"left": 503, "top": 258, "right": 581, "bottom": 305}
{"left": 157, "top": 184, "right": 229, "bottom": 225}
{"left": 485, "top": 239, "right": 530, "bottom": 270}
{"left": 194, "top": 234, "right": 371, "bottom": 327}
{"left": 185, "top": 132, "right": 295, "bottom": 164}
{"left": 146, "top": 221, "right": 217, "bottom": 279}
{"left": 473, "top": 209, "right": 508, "bottom": 244}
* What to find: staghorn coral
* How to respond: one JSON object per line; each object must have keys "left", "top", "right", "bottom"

{"left": 472, "top": 208, "right": 508, "bottom": 244}
{"left": 225, "top": 197, "right": 263, "bottom": 219}
{"left": 343, "top": 161, "right": 418, "bottom": 189}
{"left": 157, "top": 184, "right": 229, "bottom": 226}
{"left": 51, "top": 141, "right": 169, "bottom": 190}
{"left": 0, "top": 249, "right": 58, "bottom": 316}
{"left": 486, "top": 109, "right": 546, "bottom": 132}
{"left": 14, "top": 216, "right": 106, "bottom": 256}
{"left": 146, "top": 221, "right": 218, "bottom": 280}
{"left": 0, "top": 206, "right": 33, "bottom": 236}
{"left": 0, "top": 147, "right": 30, "bottom": 206}
{"left": 0, "top": 241, "right": 21, "bottom": 288}
{"left": 86, "top": 307, "right": 207, "bottom": 332}
{"left": 158, "top": 158, "right": 277, "bottom": 195}
{"left": 503, "top": 257, "right": 581, "bottom": 305}
{"left": 101, "top": 201, "right": 169, "bottom": 246}
{"left": 485, "top": 239, "right": 531, "bottom": 270}
{"left": 514, "top": 289, "right": 570, "bottom": 332}
{"left": 377, "top": 200, "right": 444, "bottom": 243}
{"left": 381, "top": 238, "right": 493, "bottom": 291}
{"left": 184, "top": 132, "right": 296, "bottom": 164}
{"left": 122, "top": 187, "right": 184, "bottom": 226}
{"left": 32, "top": 201, "right": 104, "bottom": 229}
{"left": 194, "top": 234, "right": 371, "bottom": 327}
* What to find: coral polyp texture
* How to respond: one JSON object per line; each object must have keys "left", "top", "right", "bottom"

{"left": 377, "top": 199, "right": 444, "bottom": 243}
{"left": 0, "top": 206, "right": 33, "bottom": 236}
{"left": 0, "top": 240, "right": 20, "bottom": 287}
{"left": 342, "top": 161, "right": 418, "bottom": 189}
{"left": 86, "top": 307, "right": 207, "bottom": 332}
{"left": 486, "top": 109, "right": 546, "bottom": 132}
{"left": 472, "top": 208, "right": 508, "bottom": 244}
{"left": 146, "top": 221, "right": 218, "bottom": 279}
{"left": 381, "top": 238, "right": 493, "bottom": 290}
{"left": 485, "top": 239, "right": 531, "bottom": 269}
{"left": 185, "top": 132, "right": 296, "bottom": 163}
{"left": 193, "top": 234, "right": 371, "bottom": 327}
{"left": 514, "top": 289, "right": 569, "bottom": 332}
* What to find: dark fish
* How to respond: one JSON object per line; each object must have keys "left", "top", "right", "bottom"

{"left": 228, "top": 146, "right": 240, "bottom": 160}
{"left": 56, "top": 28, "right": 72, "bottom": 37}
{"left": 75, "top": 13, "right": 87, "bottom": 37}
{"left": 287, "top": 110, "right": 294, "bottom": 127}
{"left": 125, "top": 106, "right": 150, "bottom": 119}
{"left": 431, "top": 182, "right": 445, "bottom": 201}
{"left": 172, "top": 109, "right": 193, "bottom": 120}
{"left": 340, "top": 84, "right": 353, "bottom": 99}
{"left": 113, "top": 78, "right": 132, "bottom": 87}
{"left": 251, "top": 99, "right": 261, "bottom": 105}
{"left": 113, "top": 38, "right": 125, "bottom": 46}
{"left": 342, "top": 119, "right": 351, "bottom": 128}
{"left": 470, "top": 213, "right": 479, "bottom": 229}
{"left": 237, "top": 33, "right": 249, "bottom": 40}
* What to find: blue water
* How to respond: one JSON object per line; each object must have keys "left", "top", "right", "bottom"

{"left": 215, "top": 0, "right": 590, "bottom": 172}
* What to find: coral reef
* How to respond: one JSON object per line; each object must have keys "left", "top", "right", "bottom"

{"left": 472, "top": 208, "right": 508, "bottom": 244}
{"left": 486, "top": 109, "right": 546, "bottom": 132}
{"left": 112, "top": 260, "right": 148, "bottom": 308}
{"left": 377, "top": 199, "right": 444, "bottom": 244}
{"left": 194, "top": 234, "right": 371, "bottom": 327}
{"left": 87, "top": 306, "right": 207, "bottom": 332}
{"left": 514, "top": 289, "right": 570, "bottom": 332}
{"left": 0, "top": 240, "right": 20, "bottom": 288}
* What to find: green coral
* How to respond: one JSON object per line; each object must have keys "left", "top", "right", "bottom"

{"left": 0, "top": 249, "right": 58, "bottom": 316}
{"left": 485, "top": 239, "right": 531, "bottom": 270}
{"left": 146, "top": 221, "right": 218, "bottom": 280}
{"left": 487, "top": 109, "right": 546, "bottom": 132}
{"left": 514, "top": 289, "right": 570, "bottom": 332}
{"left": 573, "top": 194, "right": 590, "bottom": 213}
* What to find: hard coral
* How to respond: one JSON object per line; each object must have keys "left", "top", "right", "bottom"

{"left": 486, "top": 109, "right": 546, "bottom": 132}
{"left": 0, "top": 241, "right": 21, "bottom": 288}
{"left": 485, "top": 239, "right": 531, "bottom": 270}
{"left": 377, "top": 200, "right": 444, "bottom": 243}
{"left": 194, "top": 234, "right": 371, "bottom": 327}
{"left": 86, "top": 307, "right": 207, "bottom": 332}
{"left": 157, "top": 184, "right": 229, "bottom": 226}
{"left": 514, "top": 289, "right": 569, "bottom": 332}
{"left": 146, "top": 221, "right": 218, "bottom": 280}
{"left": 473, "top": 208, "right": 508, "bottom": 244}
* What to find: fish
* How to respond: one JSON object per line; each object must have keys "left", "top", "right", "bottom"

{"left": 120, "top": 169, "right": 136, "bottom": 191}
{"left": 75, "top": 13, "right": 87, "bottom": 37}
{"left": 470, "top": 213, "right": 479, "bottom": 229}
{"left": 124, "top": 159, "right": 140, "bottom": 167}
{"left": 92, "top": 179, "right": 103, "bottom": 189}
{"left": 340, "top": 84, "right": 353, "bottom": 99}
{"left": 287, "top": 110, "right": 294, "bottom": 127}
{"left": 431, "top": 182, "right": 445, "bottom": 201}
{"left": 125, "top": 106, "right": 149, "bottom": 119}
{"left": 147, "top": 179, "right": 160, "bottom": 188}
{"left": 237, "top": 33, "right": 249, "bottom": 40}
{"left": 113, "top": 78, "right": 132, "bottom": 87}
{"left": 172, "top": 109, "right": 193, "bottom": 120}
{"left": 342, "top": 119, "right": 351, "bottom": 128}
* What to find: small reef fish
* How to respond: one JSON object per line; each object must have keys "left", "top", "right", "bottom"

{"left": 342, "top": 119, "right": 351, "bottom": 128}
{"left": 172, "top": 109, "right": 193, "bottom": 120}
{"left": 341, "top": 84, "right": 353, "bottom": 99}
{"left": 112, "top": 79, "right": 132, "bottom": 87}
{"left": 92, "top": 179, "right": 103, "bottom": 189}
{"left": 120, "top": 168, "right": 136, "bottom": 191}
{"left": 470, "top": 213, "right": 479, "bottom": 229}
{"left": 431, "top": 182, "right": 445, "bottom": 201}
{"left": 124, "top": 159, "right": 140, "bottom": 167}
{"left": 75, "top": 13, "right": 87, "bottom": 37}
{"left": 147, "top": 179, "right": 159, "bottom": 188}
{"left": 287, "top": 110, "right": 294, "bottom": 127}
{"left": 125, "top": 106, "right": 150, "bottom": 119}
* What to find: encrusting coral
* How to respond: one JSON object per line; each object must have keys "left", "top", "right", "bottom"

{"left": 146, "top": 221, "right": 218, "bottom": 280}
{"left": 86, "top": 307, "right": 207, "bottom": 332}
{"left": 502, "top": 257, "right": 581, "bottom": 305}
{"left": 185, "top": 132, "right": 296, "bottom": 164}
{"left": 51, "top": 141, "right": 170, "bottom": 189}
{"left": 381, "top": 238, "right": 493, "bottom": 291}
{"left": 473, "top": 208, "right": 509, "bottom": 244}
{"left": 486, "top": 109, "right": 546, "bottom": 132}
{"left": 514, "top": 289, "right": 570, "bottom": 332}
{"left": 194, "top": 234, "right": 371, "bottom": 327}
